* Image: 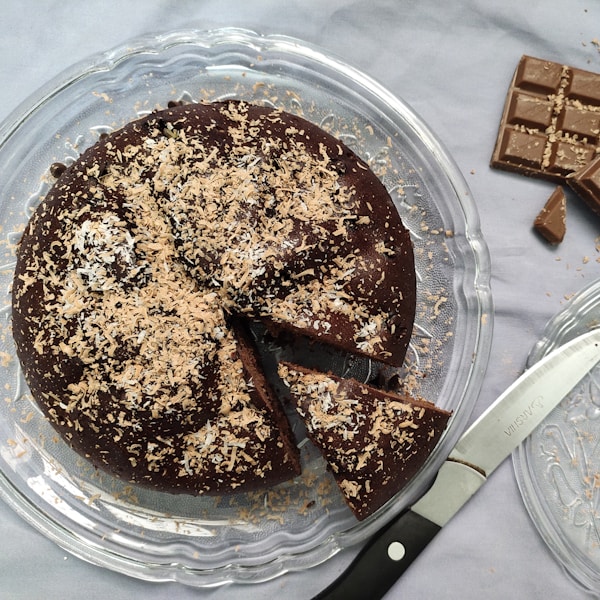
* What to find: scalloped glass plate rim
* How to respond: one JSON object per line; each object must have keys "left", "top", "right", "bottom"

{"left": 0, "top": 27, "right": 493, "bottom": 586}
{"left": 513, "top": 278, "right": 600, "bottom": 595}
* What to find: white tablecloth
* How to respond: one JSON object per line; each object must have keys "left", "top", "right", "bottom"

{"left": 1, "top": 1, "right": 599, "bottom": 598}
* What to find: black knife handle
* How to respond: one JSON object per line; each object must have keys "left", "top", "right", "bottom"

{"left": 312, "top": 510, "right": 441, "bottom": 600}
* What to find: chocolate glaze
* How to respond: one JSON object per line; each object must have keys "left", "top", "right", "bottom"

{"left": 12, "top": 100, "right": 416, "bottom": 496}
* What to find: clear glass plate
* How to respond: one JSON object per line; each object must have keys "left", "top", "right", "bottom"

{"left": 0, "top": 28, "right": 493, "bottom": 586}
{"left": 514, "top": 278, "right": 600, "bottom": 595}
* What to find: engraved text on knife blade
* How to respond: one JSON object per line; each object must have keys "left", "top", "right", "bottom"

{"left": 503, "top": 396, "right": 543, "bottom": 437}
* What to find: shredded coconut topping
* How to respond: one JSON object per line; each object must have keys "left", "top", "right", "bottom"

{"left": 12, "top": 100, "right": 416, "bottom": 496}
{"left": 278, "top": 363, "right": 450, "bottom": 520}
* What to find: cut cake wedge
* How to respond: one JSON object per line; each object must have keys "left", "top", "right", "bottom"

{"left": 278, "top": 362, "right": 451, "bottom": 520}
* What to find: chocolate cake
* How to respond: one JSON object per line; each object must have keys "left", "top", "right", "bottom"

{"left": 12, "top": 100, "right": 418, "bottom": 496}
{"left": 278, "top": 363, "right": 451, "bottom": 520}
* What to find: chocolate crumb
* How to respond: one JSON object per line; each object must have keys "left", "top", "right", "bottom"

{"left": 49, "top": 162, "right": 67, "bottom": 178}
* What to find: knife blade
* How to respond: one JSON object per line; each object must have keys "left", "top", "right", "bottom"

{"left": 313, "top": 327, "right": 600, "bottom": 600}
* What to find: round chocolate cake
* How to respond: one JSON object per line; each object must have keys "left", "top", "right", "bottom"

{"left": 12, "top": 100, "right": 417, "bottom": 496}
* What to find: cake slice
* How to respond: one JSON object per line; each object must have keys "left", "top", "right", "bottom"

{"left": 278, "top": 362, "right": 451, "bottom": 520}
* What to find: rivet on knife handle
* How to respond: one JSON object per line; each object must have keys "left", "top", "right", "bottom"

{"left": 312, "top": 459, "right": 486, "bottom": 600}
{"left": 312, "top": 509, "right": 441, "bottom": 600}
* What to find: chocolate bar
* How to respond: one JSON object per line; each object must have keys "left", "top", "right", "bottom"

{"left": 533, "top": 186, "right": 566, "bottom": 244}
{"left": 568, "top": 154, "right": 600, "bottom": 215}
{"left": 491, "top": 55, "right": 600, "bottom": 181}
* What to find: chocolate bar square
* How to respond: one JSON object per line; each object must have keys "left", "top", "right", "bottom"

{"left": 491, "top": 55, "right": 600, "bottom": 181}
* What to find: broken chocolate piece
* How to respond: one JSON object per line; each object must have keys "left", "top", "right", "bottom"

{"left": 568, "top": 154, "right": 600, "bottom": 216}
{"left": 534, "top": 186, "right": 567, "bottom": 244}
{"left": 491, "top": 55, "right": 600, "bottom": 181}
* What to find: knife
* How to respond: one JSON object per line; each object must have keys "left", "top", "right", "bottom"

{"left": 313, "top": 327, "right": 600, "bottom": 600}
